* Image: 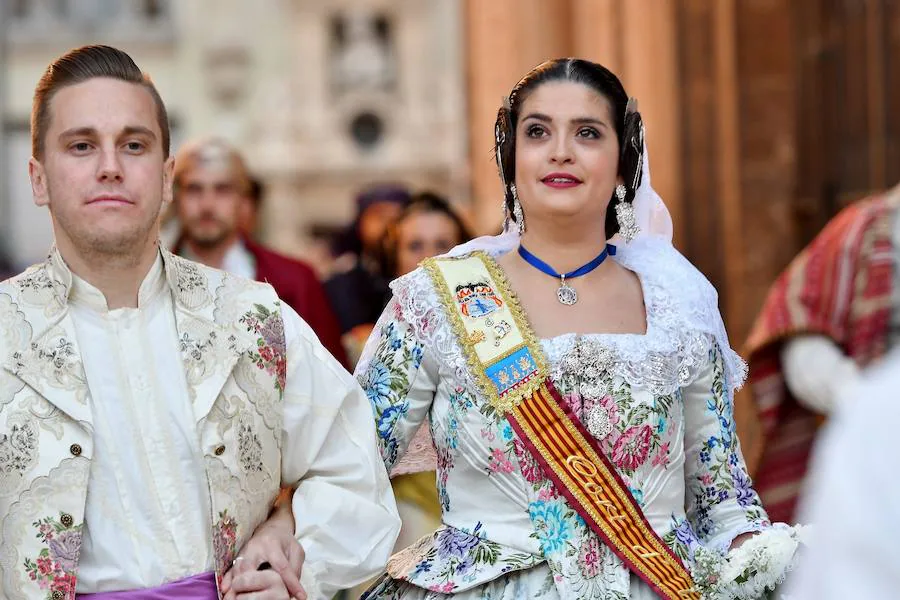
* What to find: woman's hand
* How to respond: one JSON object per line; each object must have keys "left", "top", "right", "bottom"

{"left": 729, "top": 531, "right": 756, "bottom": 550}
{"left": 221, "top": 499, "right": 306, "bottom": 600}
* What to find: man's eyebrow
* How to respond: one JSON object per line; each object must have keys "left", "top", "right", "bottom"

{"left": 58, "top": 126, "right": 98, "bottom": 139}
{"left": 58, "top": 126, "right": 158, "bottom": 140}
{"left": 120, "top": 126, "right": 157, "bottom": 140}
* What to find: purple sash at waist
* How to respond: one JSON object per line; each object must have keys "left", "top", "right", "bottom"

{"left": 75, "top": 572, "right": 217, "bottom": 600}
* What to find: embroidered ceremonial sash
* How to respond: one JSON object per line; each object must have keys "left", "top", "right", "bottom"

{"left": 423, "top": 252, "right": 698, "bottom": 600}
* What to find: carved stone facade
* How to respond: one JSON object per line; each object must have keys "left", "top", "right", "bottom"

{"left": 246, "top": 0, "right": 467, "bottom": 257}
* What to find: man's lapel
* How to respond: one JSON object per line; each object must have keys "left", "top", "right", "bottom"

{"left": 0, "top": 248, "right": 258, "bottom": 427}
{"left": 1, "top": 256, "right": 92, "bottom": 427}
{"left": 174, "top": 306, "right": 245, "bottom": 423}
{"left": 162, "top": 250, "right": 254, "bottom": 423}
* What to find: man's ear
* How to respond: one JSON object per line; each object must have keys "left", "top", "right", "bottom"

{"left": 162, "top": 156, "right": 175, "bottom": 208}
{"left": 30, "top": 157, "right": 50, "bottom": 207}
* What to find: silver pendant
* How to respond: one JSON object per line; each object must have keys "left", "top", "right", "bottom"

{"left": 557, "top": 277, "right": 577, "bottom": 305}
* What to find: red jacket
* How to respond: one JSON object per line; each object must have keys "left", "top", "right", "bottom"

{"left": 243, "top": 240, "right": 349, "bottom": 368}
{"left": 175, "top": 238, "right": 348, "bottom": 367}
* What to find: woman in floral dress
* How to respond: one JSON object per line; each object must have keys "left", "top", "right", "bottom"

{"left": 239, "top": 58, "right": 805, "bottom": 600}
{"left": 354, "top": 59, "right": 804, "bottom": 600}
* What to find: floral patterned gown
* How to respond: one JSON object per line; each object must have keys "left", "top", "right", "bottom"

{"left": 357, "top": 238, "right": 773, "bottom": 599}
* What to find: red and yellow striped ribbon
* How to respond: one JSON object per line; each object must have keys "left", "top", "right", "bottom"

{"left": 510, "top": 383, "right": 699, "bottom": 600}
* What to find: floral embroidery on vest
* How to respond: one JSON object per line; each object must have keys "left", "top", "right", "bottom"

{"left": 23, "top": 514, "right": 82, "bottom": 600}
{"left": 0, "top": 420, "right": 37, "bottom": 476}
{"left": 240, "top": 304, "right": 287, "bottom": 393}
{"left": 238, "top": 420, "right": 264, "bottom": 474}
{"left": 173, "top": 259, "right": 206, "bottom": 294}
{"left": 213, "top": 509, "right": 238, "bottom": 575}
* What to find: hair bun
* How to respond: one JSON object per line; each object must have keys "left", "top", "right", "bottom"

{"left": 625, "top": 97, "right": 639, "bottom": 116}
{"left": 621, "top": 110, "right": 644, "bottom": 195}
{"left": 493, "top": 106, "right": 516, "bottom": 207}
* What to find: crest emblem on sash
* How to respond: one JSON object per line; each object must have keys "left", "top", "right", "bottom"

{"left": 455, "top": 281, "right": 503, "bottom": 318}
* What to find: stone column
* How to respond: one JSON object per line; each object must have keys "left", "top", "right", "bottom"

{"left": 620, "top": 0, "right": 684, "bottom": 245}
{"left": 464, "top": 0, "right": 572, "bottom": 234}
{"left": 571, "top": 0, "right": 622, "bottom": 73}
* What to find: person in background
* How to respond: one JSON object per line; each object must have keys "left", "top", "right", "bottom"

{"left": 173, "top": 137, "right": 348, "bottom": 367}
{"left": 382, "top": 191, "right": 473, "bottom": 280}
{"left": 238, "top": 175, "right": 265, "bottom": 238}
{"left": 744, "top": 183, "right": 900, "bottom": 523}
{"left": 325, "top": 184, "right": 410, "bottom": 341}
{"left": 305, "top": 223, "right": 344, "bottom": 282}
{"left": 339, "top": 190, "right": 473, "bottom": 364}
{"left": 782, "top": 350, "right": 900, "bottom": 599}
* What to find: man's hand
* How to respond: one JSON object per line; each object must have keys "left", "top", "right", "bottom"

{"left": 221, "top": 500, "right": 305, "bottom": 600}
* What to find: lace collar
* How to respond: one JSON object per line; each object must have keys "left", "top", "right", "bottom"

{"left": 390, "top": 236, "right": 746, "bottom": 399}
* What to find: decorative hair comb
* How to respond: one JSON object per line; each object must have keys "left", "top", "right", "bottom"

{"left": 625, "top": 97, "right": 639, "bottom": 117}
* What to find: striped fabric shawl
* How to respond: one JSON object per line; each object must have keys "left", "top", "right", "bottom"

{"left": 744, "top": 186, "right": 900, "bottom": 523}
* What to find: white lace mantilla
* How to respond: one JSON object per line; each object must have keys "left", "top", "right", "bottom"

{"left": 373, "top": 236, "right": 747, "bottom": 401}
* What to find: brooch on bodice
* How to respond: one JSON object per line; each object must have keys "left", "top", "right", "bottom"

{"left": 555, "top": 336, "right": 617, "bottom": 439}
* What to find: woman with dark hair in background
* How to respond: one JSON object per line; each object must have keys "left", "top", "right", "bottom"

{"left": 344, "top": 192, "right": 473, "bottom": 599}
{"left": 383, "top": 191, "right": 472, "bottom": 544}
{"left": 241, "top": 58, "right": 806, "bottom": 599}
{"left": 382, "top": 192, "right": 473, "bottom": 279}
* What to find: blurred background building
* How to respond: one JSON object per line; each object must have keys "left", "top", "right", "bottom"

{"left": 2, "top": 0, "right": 900, "bottom": 467}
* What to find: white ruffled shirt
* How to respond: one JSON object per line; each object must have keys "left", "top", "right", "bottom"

{"left": 66, "top": 254, "right": 399, "bottom": 596}
{"left": 71, "top": 256, "right": 213, "bottom": 592}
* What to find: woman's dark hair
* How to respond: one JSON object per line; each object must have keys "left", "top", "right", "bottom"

{"left": 331, "top": 184, "right": 412, "bottom": 259}
{"left": 494, "top": 58, "right": 643, "bottom": 239}
{"left": 383, "top": 191, "right": 473, "bottom": 277}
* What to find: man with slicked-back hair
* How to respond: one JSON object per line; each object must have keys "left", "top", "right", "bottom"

{"left": 0, "top": 45, "right": 398, "bottom": 600}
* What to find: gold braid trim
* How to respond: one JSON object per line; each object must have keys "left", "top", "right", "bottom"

{"left": 422, "top": 251, "right": 549, "bottom": 413}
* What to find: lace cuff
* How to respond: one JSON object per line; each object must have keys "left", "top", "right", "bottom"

{"left": 692, "top": 524, "right": 811, "bottom": 599}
